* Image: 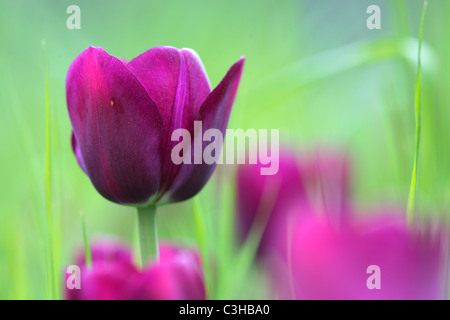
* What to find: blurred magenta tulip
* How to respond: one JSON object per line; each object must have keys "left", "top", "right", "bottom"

{"left": 67, "top": 46, "right": 245, "bottom": 206}
{"left": 303, "top": 148, "right": 352, "bottom": 222}
{"left": 236, "top": 148, "right": 350, "bottom": 255}
{"left": 65, "top": 240, "right": 205, "bottom": 300}
{"left": 279, "top": 211, "right": 448, "bottom": 300}
{"left": 236, "top": 149, "right": 307, "bottom": 255}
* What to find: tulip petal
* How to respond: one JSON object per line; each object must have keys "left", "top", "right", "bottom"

{"left": 126, "top": 47, "right": 184, "bottom": 136}
{"left": 287, "top": 214, "right": 445, "bottom": 300}
{"left": 127, "top": 47, "right": 212, "bottom": 198}
{"left": 65, "top": 242, "right": 205, "bottom": 300}
{"left": 198, "top": 57, "right": 245, "bottom": 133}
{"left": 127, "top": 47, "right": 211, "bottom": 134}
{"left": 165, "top": 57, "right": 245, "bottom": 203}
{"left": 74, "top": 239, "right": 133, "bottom": 266}
{"left": 131, "top": 247, "right": 205, "bottom": 300}
{"left": 76, "top": 262, "right": 139, "bottom": 300}
{"left": 237, "top": 149, "right": 309, "bottom": 255}
{"left": 66, "top": 240, "right": 138, "bottom": 300}
{"left": 71, "top": 132, "right": 86, "bottom": 173}
{"left": 180, "top": 48, "right": 212, "bottom": 115}
{"left": 67, "top": 47, "right": 164, "bottom": 205}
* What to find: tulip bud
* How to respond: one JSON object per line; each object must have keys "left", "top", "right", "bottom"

{"left": 65, "top": 240, "right": 205, "bottom": 300}
{"left": 67, "top": 46, "right": 244, "bottom": 206}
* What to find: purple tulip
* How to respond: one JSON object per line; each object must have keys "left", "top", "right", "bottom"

{"left": 277, "top": 210, "right": 448, "bottom": 300}
{"left": 236, "top": 149, "right": 307, "bottom": 255}
{"left": 65, "top": 240, "right": 205, "bottom": 300}
{"left": 67, "top": 46, "right": 245, "bottom": 205}
{"left": 236, "top": 148, "right": 350, "bottom": 255}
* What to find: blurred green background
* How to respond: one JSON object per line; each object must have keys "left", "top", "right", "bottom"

{"left": 1, "top": 0, "right": 449, "bottom": 299}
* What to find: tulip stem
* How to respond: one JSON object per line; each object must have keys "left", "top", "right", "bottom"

{"left": 137, "top": 205, "right": 159, "bottom": 267}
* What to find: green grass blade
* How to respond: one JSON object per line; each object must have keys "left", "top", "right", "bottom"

{"left": 43, "top": 40, "right": 58, "bottom": 300}
{"left": 80, "top": 212, "right": 92, "bottom": 269}
{"left": 192, "top": 196, "right": 212, "bottom": 299}
{"left": 217, "top": 177, "right": 280, "bottom": 299}
{"left": 246, "top": 36, "right": 436, "bottom": 124}
{"left": 407, "top": 1, "right": 428, "bottom": 223}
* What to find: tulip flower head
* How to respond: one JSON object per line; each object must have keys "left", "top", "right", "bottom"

{"left": 283, "top": 212, "right": 448, "bottom": 300}
{"left": 65, "top": 240, "right": 205, "bottom": 300}
{"left": 67, "top": 46, "right": 245, "bottom": 206}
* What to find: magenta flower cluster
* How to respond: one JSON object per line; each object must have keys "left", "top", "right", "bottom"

{"left": 236, "top": 149, "right": 448, "bottom": 299}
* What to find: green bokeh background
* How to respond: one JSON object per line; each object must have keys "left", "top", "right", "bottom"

{"left": 1, "top": 0, "right": 449, "bottom": 299}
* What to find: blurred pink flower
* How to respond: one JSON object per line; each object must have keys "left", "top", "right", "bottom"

{"left": 277, "top": 209, "right": 448, "bottom": 300}
{"left": 65, "top": 240, "right": 205, "bottom": 300}
{"left": 238, "top": 147, "right": 449, "bottom": 299}
{"left": 236, "top": 148, "right": 350, "bottom": 255}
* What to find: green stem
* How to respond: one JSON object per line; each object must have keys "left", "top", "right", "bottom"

{"left": 137, "top": 206, "right": 159, "bottom": 267}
